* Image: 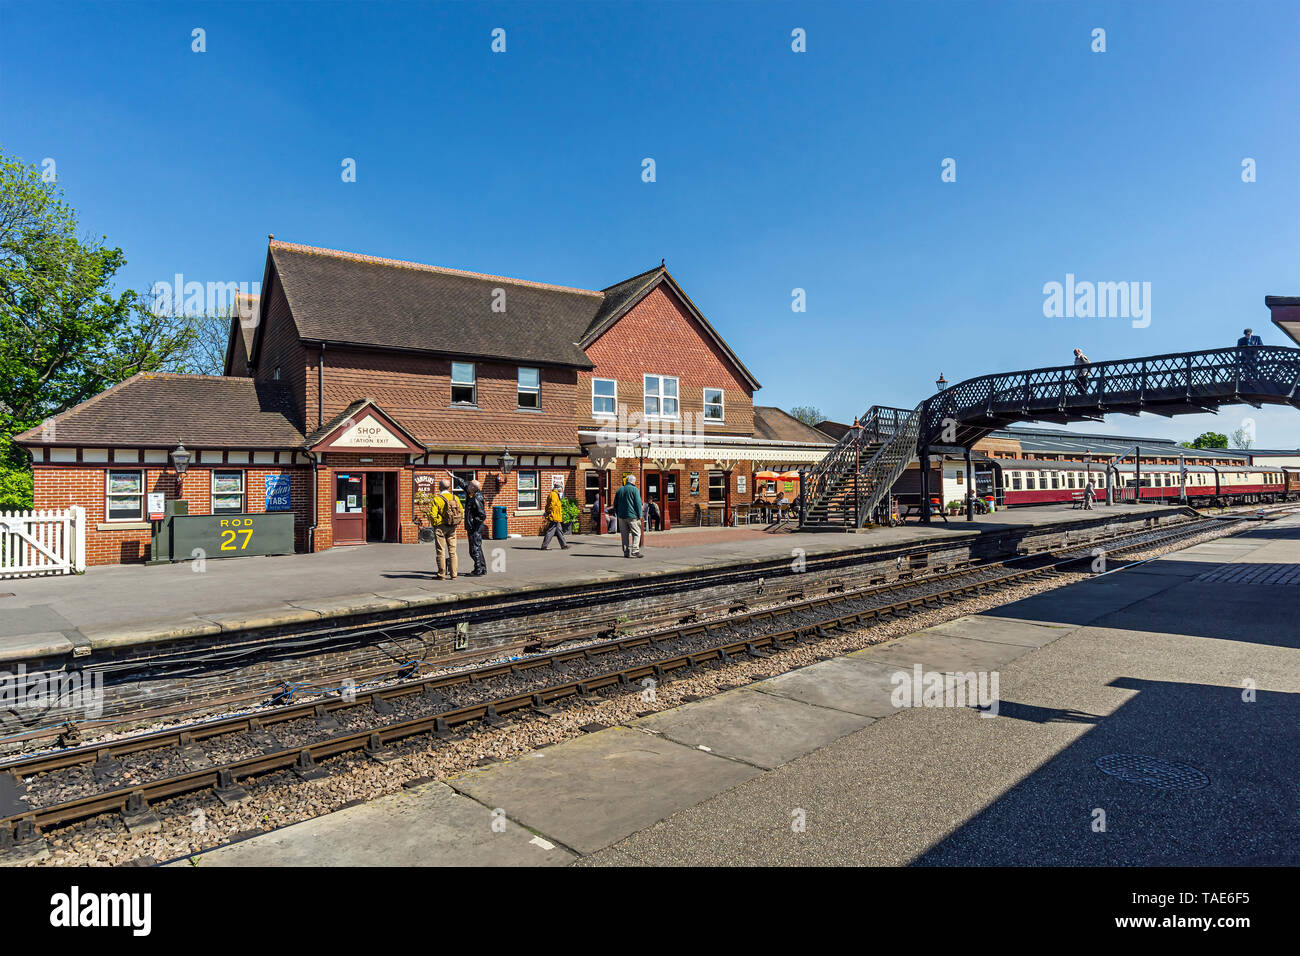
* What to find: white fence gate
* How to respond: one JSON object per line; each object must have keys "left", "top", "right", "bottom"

{"left": 0, "top": 507, "right": 86, "bottom": 578}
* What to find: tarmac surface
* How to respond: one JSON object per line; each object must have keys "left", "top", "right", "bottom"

{"left": 181, "top": 510, "right": 1300, "bottom": 867}
{"left": 0, "top": 502, "right": 1168, "bottom": 663}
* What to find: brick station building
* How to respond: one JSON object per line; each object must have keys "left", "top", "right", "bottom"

{"left": 16, "top": 239, "right": 833, "bottom": 564}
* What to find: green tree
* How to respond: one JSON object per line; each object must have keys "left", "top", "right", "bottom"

{"left": 789, "top": 405, "right": 824, "bottom": 427}
{"left": 0, "top": 150, "right": 195, "bottom": 508}
{"left": 1187, "top": 431, "right": 1228, "bottom": 449}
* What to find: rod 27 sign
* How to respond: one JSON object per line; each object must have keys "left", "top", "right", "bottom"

{"left": 264, "top": 475, "right": 291, "bottom": 511}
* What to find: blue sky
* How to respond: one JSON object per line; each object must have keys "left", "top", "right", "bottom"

{"left": 3, "top": 0, "right": 1297, "bottom": 445}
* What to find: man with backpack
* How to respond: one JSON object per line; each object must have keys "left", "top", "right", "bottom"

{"left": 427, "top": 478, "right": 463, "bottom": 580}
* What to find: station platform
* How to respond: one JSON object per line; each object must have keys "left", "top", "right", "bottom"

{"left": 180, "top": 511, "right": 1300, "bottom": 866}
{"left": 0, "top": 502, "right": 1175, "bottom": 664}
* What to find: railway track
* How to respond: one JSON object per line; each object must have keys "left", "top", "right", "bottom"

{"left": 0, "top": 513, "right": 1247, "bottom": 857}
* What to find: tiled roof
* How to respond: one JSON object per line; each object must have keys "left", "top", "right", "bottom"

{"left": 13, "top": 373, "right": 305, "bottom": 448}
{"left": 753, "top": 406, "right": 834, "bottom": 444}
{"left": 993, "top": 426, "right": 1251, "bottom": 460}
{"left": 268, "top": 241, "right": 601, "bottom": 369}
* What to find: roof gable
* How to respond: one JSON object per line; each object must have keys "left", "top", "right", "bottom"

{"left": 306, "top": 399, "right": 426, "bottom": 453}
{"left": 580, "top": 267, "right": 761, "bottom": 390}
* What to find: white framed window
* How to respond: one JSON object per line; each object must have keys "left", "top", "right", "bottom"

{"left": 1026, "top": 472, "right": 1037, "bottom": 490}
{"left": 212, "top": 470, "right": 246, "bottom": 514}
{"left": 517, "top": 367, "right": 540, "bottom": 409}
{"left": 584, "top": 470, "right": 602, "bottom": 506}
{"left": 591, "top": 378, "right": 616, "bottom": 416}
{"left": 644, "top": 374, "right": 679, "bottom": 419}
{"left": 703, "top": 387, "right": 724, "bottom": 422}
{"left": 451, "top": 362, "right": 477, "bottom": 405}
{"left": 1010, "top": 471, "right": 1022, "bottom": 491}
{"left": 105, "top": 470, "right": 144, "bottom": 521}
{"left": 516, "top": 470, "right": 538, "bottom": 510}
{"left": 708, "top": 471, "right": 726, "bottom": 502}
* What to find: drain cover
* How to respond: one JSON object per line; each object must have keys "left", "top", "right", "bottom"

{"left": 1096, "top": 754, "right": 1209, "bottom": 791}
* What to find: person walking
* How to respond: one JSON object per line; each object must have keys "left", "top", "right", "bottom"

{"left": 613, "top": 474, "right": 643, "bottom": 558}
{"left": 1072, "top": 347, "right": 1091, "bottom": 394}
{"left": 541, "top": 480, "right": 569, "bottom": 550}
{"left": 1236, "top": 327, "right": 1263, "bottom": 348}
{"left": 448, "top": 472, "right": 487, "bottom": 575}
{"left": 427, "top": 479, "right": 462, "bottom": 580}
{"left": 1083, "top": 478, "right": 1096, "bottom": 510}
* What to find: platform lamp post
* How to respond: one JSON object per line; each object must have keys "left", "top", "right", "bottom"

{"left": 170, "top": 441, "right": 191, "bottom": 497}
{"left": 935, "top": 373, "right": 947, "bottom": 391}
{"left": 635, "top": 430, "right": 649, "bottom": 528}
{"left": 498, "top": 448, "right": 515, "bottom": 498}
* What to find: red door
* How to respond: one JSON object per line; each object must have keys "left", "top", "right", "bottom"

{"left": 662, "top": 471, "right": 678, "bottom": 526}
{"left": 333, "top": 473, "right": 366, "bottom": 545}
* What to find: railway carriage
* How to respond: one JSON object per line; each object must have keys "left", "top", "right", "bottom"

{"left": 990, "top": 459, "right": 1286, "bottom": 508}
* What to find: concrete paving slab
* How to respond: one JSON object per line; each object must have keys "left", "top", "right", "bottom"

{"left": 84, "top": 617, "right": 222, "bottom": 650}
{"left": 928, "top": 614, "right": 1073, "bottom": 648}
{"left": 448, "top": 726, "right": 761, "bottom": 854}
{"left": 985, "top": 570, "right": 1183, "bottom": 628}
{"left": 633, "top": 687, "right": 874, "bottom": 768}
{"left": 0, "top": 631, "right": 75, "bottom": 659}
{"left": 849, "top": 630, "right": 1037, "bottom": 672}
{"left": 751, "top": 656, "right": 906, "bottom": 718}
{"left": 179, "top": 781, "right": 574, "bottom": 866}
{"left": 285, "top": 595, "right": 412, "bottom": 616}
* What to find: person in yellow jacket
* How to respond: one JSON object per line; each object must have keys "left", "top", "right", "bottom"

{"left": 541, "top": 480, "right": 569, "bottom": 551}
{"left": 426, "top": 479, "right": 461, "bottom": 579}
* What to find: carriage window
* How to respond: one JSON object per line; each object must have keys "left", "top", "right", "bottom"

{"left": 1051, "top": 473, "right": 1060, "bottom": 489}
{"left": 1010, "top": 472, "right": 1022, "bottom": 491}
{"left": 1025, "top": 473, "right": 1036, "bottom": 490}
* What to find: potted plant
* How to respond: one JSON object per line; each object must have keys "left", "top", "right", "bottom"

{"left": 562, "top": 497, "right": 582, "bottom": 534}
{"left": 947, "top": 499, "right": 963, "bottom": 515}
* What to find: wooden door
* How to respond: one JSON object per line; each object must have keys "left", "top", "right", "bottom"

{"left": 333, "top": 473, "right": 366, "bottom": 545}
{"left": 662, "top": 471, "right": 678, "bottom": 526}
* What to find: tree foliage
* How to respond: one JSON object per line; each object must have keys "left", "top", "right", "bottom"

{"left": 789, "top": 405, "right": 824, "bottom": 427}
{"left": 0, "top": 150, "right": 196, "bottom": 507}
{"left": 1187, "top": 431, "right": 1229, "bottom": 449}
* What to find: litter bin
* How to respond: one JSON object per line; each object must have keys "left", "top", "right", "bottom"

{"left": 492, "top": 504, "right": 509, "bottom": 539}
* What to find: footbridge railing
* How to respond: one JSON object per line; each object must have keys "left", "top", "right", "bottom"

{"left": 917, "top": 346, "right": 1300, "bottom": 450}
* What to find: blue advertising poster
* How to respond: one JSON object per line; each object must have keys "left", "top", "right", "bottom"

{"left": 264, "top": 475, "right": 291, "bottom": 512}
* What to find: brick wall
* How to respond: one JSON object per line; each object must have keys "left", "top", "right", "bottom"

{"left": 32, "top": 463, "right": 312, "bottom": 565}
{"left": 251, "top": 273, "right": 308, "bottom": 430}
{"left": 579, "top": 283, "right": 755, "bottom": 437}
{"left": 311, "top": 346, "right": 580, "bottom": 451}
